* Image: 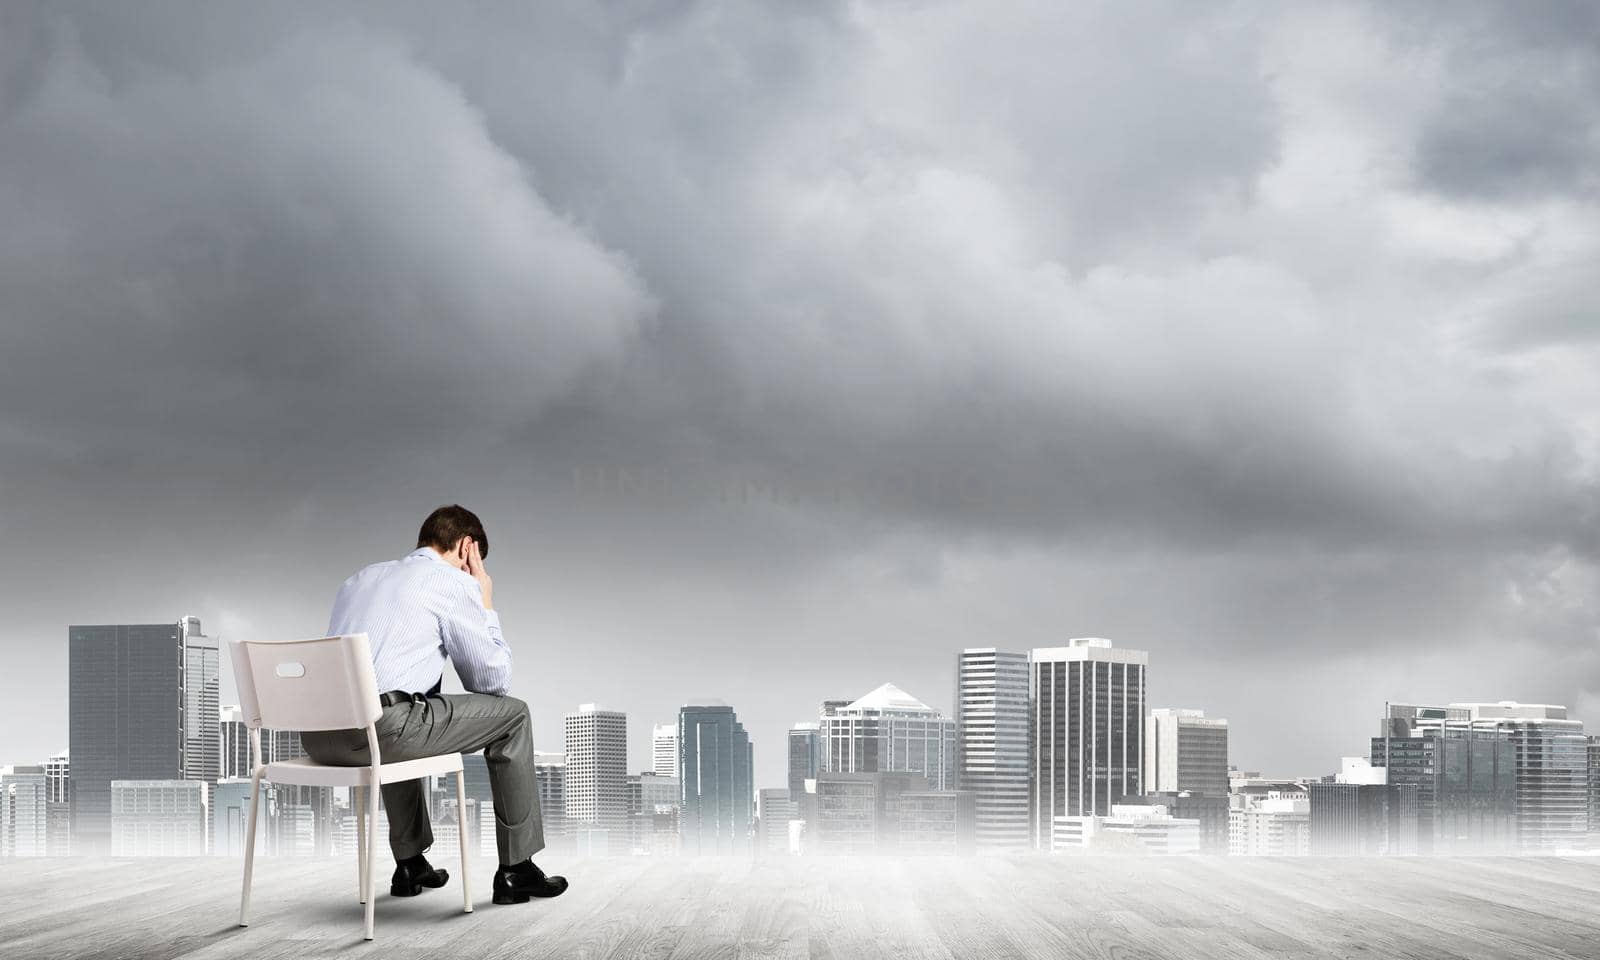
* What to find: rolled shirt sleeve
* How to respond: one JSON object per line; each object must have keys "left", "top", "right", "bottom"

{"left": 439, "top": 577, "right": 514, "bottom": 696}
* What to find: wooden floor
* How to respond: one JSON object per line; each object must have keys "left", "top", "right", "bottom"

{"left": 3, "top": 854, "right": 1600, "bottom": 959}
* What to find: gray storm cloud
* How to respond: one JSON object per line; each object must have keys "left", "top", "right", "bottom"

{"left": 0, "top": 0, "right": 1596, "bottom": 784}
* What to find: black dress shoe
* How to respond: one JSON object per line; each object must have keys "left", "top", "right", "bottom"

{"left": 391, "top": 854, "right": 450, "bottom": 897}
{"left": 492, "top": 860, "right": 568, "bottom": 903}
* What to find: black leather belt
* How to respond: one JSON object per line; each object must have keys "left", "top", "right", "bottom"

{"left": 379, "top": 677, "right": 443, "bottom": 708}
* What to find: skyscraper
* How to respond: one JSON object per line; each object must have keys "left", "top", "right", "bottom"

{"left": 534, "top": 751, "right": 567, "bottom": 845}
{"left": 678, "top": 703, "right": 754, "bottom": 854}
{"left": 819, "top": 683, "right": 956, "bottom": 789}
{"left": 1144, "top": 708, "right": 1228, "bottom": 797}
{"left": 219, "top": 705, "right": 252, "bottom": 781}
{"left": 1029, "top": 638, "right": 1148, "bottom": 848}
{"left": 1588, "top": 735, "right": 1600, "bottom": 851}
{"left": 787, "top": 723, "right": 820, "bottom": 800}
{"left": 181, "top": 617, "right": 221, "bottom": 784}
{"left": 1454, "top": 702, "right": 1587, "bottom": 851}
{"left": 631, "top": 771, "right": 682, "bottom": 855}
{"left": 1, "top": 766, "right": 48, "bottom": 856}
{"left": 69, "top": 619, "right": 217, "bottom": 853}
{"left": 652, "top": 723, "right": 679, "bottom": 778}
{"left": 1372, "top": 703, "right": 1516, "bottom": 853}
{"left": 44, "top": 750, "right": 70, "bottom": 856}
{"left": 563, "top": 705, "right": 628, "bottom": 852}
{"left": 955, "top": 648, "right": 1031, "bottom": 851}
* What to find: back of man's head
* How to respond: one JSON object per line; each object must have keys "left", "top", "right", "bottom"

{"left": 418, "top": 504, "right": 488, "bottom": 559}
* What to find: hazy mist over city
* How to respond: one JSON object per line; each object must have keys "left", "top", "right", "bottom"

{"left": 4, "top": 0, "right": 1600, "bottom": 795}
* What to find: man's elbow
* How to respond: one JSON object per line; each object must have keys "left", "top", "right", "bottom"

{"left": 481, "top": 660, "right": 514, "bottom": 698}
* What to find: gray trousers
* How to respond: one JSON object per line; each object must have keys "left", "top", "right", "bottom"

{"left": 301, "top": 693, "right": 544, "bottom": 866}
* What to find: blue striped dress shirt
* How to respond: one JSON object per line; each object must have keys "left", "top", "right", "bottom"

{"left": 328, "top": 546, "right": 513, "bottom": 697}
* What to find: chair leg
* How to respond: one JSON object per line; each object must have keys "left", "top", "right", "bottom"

{"left": 355, "top": 785, "right": 367, "bottom": 904}
{"left": 365, "top": 777, "right": 379, "bottom": 940}
{"left": 456, "top": 771, "right": 473, "bottom": 913}
{"left": 239, "top": 770, "right": 264, "bottom": 927}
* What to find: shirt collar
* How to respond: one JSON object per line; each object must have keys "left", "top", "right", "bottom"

{"left": 406, "top": 546, "right": 448, "bottom": 564}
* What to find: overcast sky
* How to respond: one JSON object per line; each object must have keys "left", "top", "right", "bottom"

{"left": 3, "top": 1, "right": 1598, "bottom": 788}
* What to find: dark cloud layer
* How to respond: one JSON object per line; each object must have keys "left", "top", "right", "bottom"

{"left": 2, "top": 1, "right": 1597, "bottom": 784}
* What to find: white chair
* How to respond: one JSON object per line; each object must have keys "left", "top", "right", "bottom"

{"left": 227, "top": 633, "right": 473, "bottom": 940}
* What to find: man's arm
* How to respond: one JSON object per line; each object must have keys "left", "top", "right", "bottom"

{"left": 439, "top": 567, "right": 513, "bottom": 697}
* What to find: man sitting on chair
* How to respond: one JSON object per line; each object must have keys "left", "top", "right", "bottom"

{"left": 302, "top": 504, "right": 568, "bottom": 904}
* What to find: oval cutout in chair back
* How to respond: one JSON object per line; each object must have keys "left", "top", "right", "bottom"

{"left": 275, "top": 661, "right": 307, "bottom": 678}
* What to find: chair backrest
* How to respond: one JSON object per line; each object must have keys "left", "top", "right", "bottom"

{"left": 227, "top": 634, "right": 384, "bottom": 732}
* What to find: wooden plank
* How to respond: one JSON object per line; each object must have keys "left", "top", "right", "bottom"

{"left": 8, "top": 855, "right": 1600, "bottom": 959}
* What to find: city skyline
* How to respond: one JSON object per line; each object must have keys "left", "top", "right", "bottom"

{"left": 17, "top": 618, "right": 1600, "bottom": 804}
{"left": 19, "top": 617, "right": 1600, "bottom": 859}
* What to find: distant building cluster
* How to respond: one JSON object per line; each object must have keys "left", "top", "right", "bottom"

{"left": 2, "top": 621, "right": 1596, "bottom": 859}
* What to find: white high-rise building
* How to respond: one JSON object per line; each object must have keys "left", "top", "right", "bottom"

{"left": 1144, "top": 708, "right": 1229, "bottom": 797}
{"left": 219, "top": 705, "right": 252, "bottom": 781}
{"left": 652, "top": 723, "right": 678, "bottom": 778}
{"left": 1, "top": 767, "right": 48, "bottom": 857}
{"left": 45, "top": 750, "right": 70, "bottom": 856}
{"left": 1030, "top": 638, "right": 1148, "bottom": 848}
{"left": 819, "top": 683, "right": 956, "bottom": 789}
{"left": 479, "top": 801, "right": 497, "bottom": 858}
{"left": 563, "top": 705, "right": 629, "bottom": 851}
{"left": 955, "top": 649, "right": 1031, "bottom": 851}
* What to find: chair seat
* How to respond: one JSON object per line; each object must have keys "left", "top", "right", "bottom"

{"left": 264, "top": 753, "right": 464, "bottom": 788}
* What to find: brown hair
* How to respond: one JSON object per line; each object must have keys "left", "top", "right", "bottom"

{"left": 417, "top": 504, "right": 488, "bottom": 559}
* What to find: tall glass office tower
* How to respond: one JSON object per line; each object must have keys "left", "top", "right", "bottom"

{"left": 1029, "top": 638, "right": 1147, "bottom": 848}
{"left": 1372, "top": 704, "right": 1515, "bottom": 854}
{"left": 678, "top": 704, "right": 753, "bottom": 854}
{"left": 1457, "top": 702, "right": 1587, "bottom": 851}
{"left": 181, "top": 617, "right": 220, "bottom": 784}
{"left": 69, "top": 619, "right": 217, "bottom": 854}
{"left": 787, "top": 723, "right": 820, "bottom": 800}
{"left": 955, "top": 649, "right": 1031, "bottom": 851}
{"left": 1377, "top": 702, "right": 1584, "bottom": 852}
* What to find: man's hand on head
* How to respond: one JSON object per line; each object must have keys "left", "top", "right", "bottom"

{"left": 466, "top": 537, "right": 495, "bottom": 611}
